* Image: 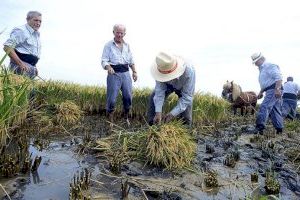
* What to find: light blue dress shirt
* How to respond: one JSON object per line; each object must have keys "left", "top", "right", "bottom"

{"left": 101, "top": 40, "right": 134, "bottom": 68}
{"left": 258, "top": 61, "right": 282, "bottom": 90}
{"left": 4, "top": 24, "right": 41, "bottom": 58}
{"left": 283, "top": 81, "right": 300, "bottom": 95}
{"left": 153, "top": 64, "right": 196, "bottom": 116}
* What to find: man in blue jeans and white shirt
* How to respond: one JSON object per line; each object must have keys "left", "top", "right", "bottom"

{"left": 282, "top": 76, "right": 300, "bottom": 119}
{"left": 147, "top": 52, "right": 195, "bottom": 126}
{"left": 101, "top": 24, "right": 137, "bottom": 125}
{"left": 251, "top": 52, "right": 283, "bottom": 134}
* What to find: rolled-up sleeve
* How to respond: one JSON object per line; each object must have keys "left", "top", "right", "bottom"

{"left": 153, "top": 82, "right": 167, "bottom": 113}
{"left": 170, "top": 69, "right": 195, "bottom": 116}
{"left": 4, "top": 28, "right": 25, "bottom": 48}
{"left": 101, "top": 44, "right": 110, "bottom": 69}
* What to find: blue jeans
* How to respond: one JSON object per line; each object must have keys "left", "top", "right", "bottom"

{"left": 10, "top": 61, "right": 37, "bottom": 79}
{"left": 282, "top": 98, "right": 297, "bottom": 119}
{"left": 256, "top": 89, "right": 283, "bottom": 131}
{"left": 106, "top": 72, "right": 132, "bottom": 114}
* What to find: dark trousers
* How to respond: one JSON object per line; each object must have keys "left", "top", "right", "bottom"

{"left": 147, "top": 84, "right": 192, "bottom": 126}
{"left": 282, "top": 98, "right": 297, "bottom": 119}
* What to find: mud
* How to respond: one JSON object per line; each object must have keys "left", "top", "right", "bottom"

{"left": 1, "top": 115, "right": 300, "bottom": 199}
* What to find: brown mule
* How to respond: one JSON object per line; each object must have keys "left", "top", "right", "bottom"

{"left": 222, "top": 81, "right": 257, "bottom": 115}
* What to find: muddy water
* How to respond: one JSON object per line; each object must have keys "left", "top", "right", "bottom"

{"left": 0, "top": 138, "right": 96, "bottom": 200}
{"left": 1, "top": 116, "right": 300, "bottom": 199}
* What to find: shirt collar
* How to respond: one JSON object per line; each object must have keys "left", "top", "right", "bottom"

{"left": 25, "top": 24, "right": 40, "bottom": 36}
{"left": 259, "top": 60, "right": 266, "bottom": 69}
{"left": 113, "top": 39, "right": 126, "bottom": 46}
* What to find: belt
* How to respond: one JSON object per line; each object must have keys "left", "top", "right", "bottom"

{"left": 263, "top": 83, "right": 283, "bottom": 92}
{"left": 283, "top": 93, "right": 297, "bottom": 100}
{"left": 111, "top": 64, "right": 129, "bottom": 73}
{"left": 15, "top": 50, "right": 39, "bottom": 66}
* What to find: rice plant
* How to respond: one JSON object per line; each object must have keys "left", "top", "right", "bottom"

{"left": 35, "top": 80, "right": 231, "bottom": 128}
{"left": 54, "top": 100, "right": 82, "bottom": 125}
{"left": 193, "top": 93, "right": 230, "bottom": 129}
{"left": 0, "top": 52, "right": 32, "bottom": 146}
{"left": 285, "top": 120, "right": 300, "bottom": 132}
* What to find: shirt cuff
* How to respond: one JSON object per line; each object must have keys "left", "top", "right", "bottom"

{"left": 102, "top": 62, "right": 109, "bottom": 69}
{"left": 170, "top": 109, "right": 180, "bottom": 117}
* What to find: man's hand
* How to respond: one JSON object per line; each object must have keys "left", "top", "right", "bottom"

{"left": 132, "top": 71, "right": 137, "bottom": 82}
{"left": 164, "top": 113, "right": 174, "bottom": 123}
{"left": 106, "top": 65, "right": 115, "bottom": 75}
{"left": 20, "top": 62, "right": 30, "bottom": 72}
{"left": 275, "top": 88, "right": 281, "bottom": 98}
{"left": 257, "top": 91, "right": 263, "bottom": 99}
{"left": 34, "top": 67, "right": 38, "bottom": 76}
{"left": 153, "top": 112, "right": 162, "bottom": 124}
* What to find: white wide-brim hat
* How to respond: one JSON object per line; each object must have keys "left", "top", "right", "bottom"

{"left": 251, "top": 52, "right": 263, "bottom": 64}
{"left": 151, "top": 52, "right": 186, "bottom": 82}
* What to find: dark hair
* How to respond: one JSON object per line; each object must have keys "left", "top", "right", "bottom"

{"left": 287, "top": 76, "right": 293, "bottom": 82}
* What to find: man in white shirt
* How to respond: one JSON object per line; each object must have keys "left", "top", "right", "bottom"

{"left": 3, "top": 11, "right": 42, "bottom": 79}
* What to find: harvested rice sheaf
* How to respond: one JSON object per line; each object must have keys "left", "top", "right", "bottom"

{"left": 141, "top": 121, "right": 196, "bottom": 170}
{"left": 54, "top": 101, "right": 82, "bottom": 125}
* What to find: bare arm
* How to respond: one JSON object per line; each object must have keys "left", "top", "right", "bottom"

{"left": 274, "top": 80, "right": 282, "bottom": 98}
{"left": 130, "top": 64, "right": 137, "bottom": 82}
{"left": 3, "top": 46, "right": 29, "bottom": 72}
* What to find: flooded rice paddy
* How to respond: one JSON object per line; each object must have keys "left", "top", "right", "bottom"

{"left": 1, "top": 116, "right": 300, "bottom": 200}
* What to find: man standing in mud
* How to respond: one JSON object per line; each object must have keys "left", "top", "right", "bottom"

{"left": 101, "top": 24, "right": 138, "bottom": 126}
{"left": 147, "top": 52, "right": 195, "bottom": 126}
{"left": 3, "top": 11, "right": 42, "bottom": 79}
{"left": 251, "top": 52, "right": 283, "bottom": 134}
{"left": 282, "top": 76, "right": 300, "bottom": 120}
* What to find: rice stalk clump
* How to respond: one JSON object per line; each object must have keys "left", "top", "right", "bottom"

{"left": 141, "top": 121, "right": 196, "bottom": 170}
{"left": 54, "top": 100, "right": 82, "bottom": 125}
{"left": 30, "top": 110, "right": 54, "bottom": 133}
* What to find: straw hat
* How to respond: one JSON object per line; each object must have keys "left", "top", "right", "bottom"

{"left": 151, "top": 52, "right": 185, "bottom": 82}
{"left": 251, "top": 52, "right": 263, "bottom": 64}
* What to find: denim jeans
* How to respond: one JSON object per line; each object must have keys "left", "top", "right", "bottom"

{"left": 256, "top": 89, "right": 283, "bottom": 131}
{"left": 106, "top": 71, "right": 132, "bottom": 114}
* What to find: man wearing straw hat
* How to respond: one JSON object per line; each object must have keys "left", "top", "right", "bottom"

{"left": 147, "top": 52, "right": 196, "bottom": 126}
{"left": 251, "top": 52, "right": 283, "bottom": 134}
{"left": 3, "top": 11, "right": 42, "bottom": 79}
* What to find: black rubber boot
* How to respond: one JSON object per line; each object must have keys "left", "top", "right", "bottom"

{"left": 276, "top": 128, "right": 283, "bottom": 134}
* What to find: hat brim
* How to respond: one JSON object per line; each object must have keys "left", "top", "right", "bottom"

{"left": 252, "top": 56, "right": 263, "bottom": 64}
{"left": 151, "top": 56, "right": 186, "bottom": 82}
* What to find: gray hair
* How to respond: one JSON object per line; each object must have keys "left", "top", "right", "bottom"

{"left": 26, "top": 11, "right": 42, "bottom": 20}
{"left": 113, "top": 24, "right": 126, "bottom": 32}
{"left": 287, "top": 76, "right": 293, "bottom": 82}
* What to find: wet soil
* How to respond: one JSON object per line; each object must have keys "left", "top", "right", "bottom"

{"left": 1, "top": 115, "right": 300, "bottom": 199}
